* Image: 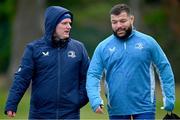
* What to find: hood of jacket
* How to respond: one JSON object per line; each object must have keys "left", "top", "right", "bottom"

{"left": 43, "top": 6, "right": 73, "bottom": 46}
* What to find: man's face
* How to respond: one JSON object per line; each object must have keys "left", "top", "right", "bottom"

{"left": 111, "top": 12, "right": 134, "bottom": 38}
{"left": 54, "top": 18, "right": 72, "bottom": 39}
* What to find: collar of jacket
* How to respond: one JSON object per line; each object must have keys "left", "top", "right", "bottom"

{"left": 52, "top": 37, "right": 70, "bottom": 48}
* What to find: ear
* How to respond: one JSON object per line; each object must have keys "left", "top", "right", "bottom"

{"left": 130, "top": 15, "right": 134, "bottom": 24}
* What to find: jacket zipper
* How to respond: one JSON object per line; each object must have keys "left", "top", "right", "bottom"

{"left": 124, "top": 41, "right": 127, "bottom": 50}
{"left": 57, "top": 47, "right": 61, "bottom": 118}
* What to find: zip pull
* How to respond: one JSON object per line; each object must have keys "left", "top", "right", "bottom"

{"left": 124, "top": 42, "right": 127, "bottom": 50}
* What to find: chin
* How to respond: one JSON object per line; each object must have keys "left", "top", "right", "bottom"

{"left": 118, "top": 34, "right": 125, "bottom": 38}
{"left": 63, "top": 35, "right": 69, "bottom": 38}
{"left": 64, "top": 37, "right": 69, "bottom": 39}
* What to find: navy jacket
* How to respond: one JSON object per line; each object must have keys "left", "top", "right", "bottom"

{"left": 5, "top": 6, "right": 89, "bottom": 119}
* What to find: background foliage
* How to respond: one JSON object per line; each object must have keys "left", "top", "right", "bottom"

{"left": 0, "top": 0, "right": 179, "bottom": 119}
{"left": 0, "top": 0, "right": 15, "bottom": 72}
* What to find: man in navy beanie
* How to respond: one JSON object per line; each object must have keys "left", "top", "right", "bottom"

{"left": 5, "top": 6, "right": 89, "bottom": 119}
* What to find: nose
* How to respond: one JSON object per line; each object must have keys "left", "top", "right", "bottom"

{"left": 116, "top": 22, "right": 123, "bottom": 28}
{"left": 67, "top": 23, "right": 71, "bottom": 29}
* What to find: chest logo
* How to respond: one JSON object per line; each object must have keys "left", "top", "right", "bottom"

{"left": 42, "top": 51, "right": 49, "bottom": 56}
{"left": 68, "top": 51, "right": 76, "bottom": 58}
{"left": 109, "top": 47, "right": 116, "bottom": 52}
{"left": 135, "top": 43, "right": 143, "bottom": 50}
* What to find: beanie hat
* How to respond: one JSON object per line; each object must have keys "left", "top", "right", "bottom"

{"left": 56, "top": 13, "right": 72, "bottom": 25}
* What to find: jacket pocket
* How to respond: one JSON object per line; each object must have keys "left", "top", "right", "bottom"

{"left": 31, "top": 86, "right": 56, "bottom": 110}
{"left": 62, "top": 88, "right": 80, "bottom": 109}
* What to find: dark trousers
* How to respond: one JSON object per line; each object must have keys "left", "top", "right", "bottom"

{"left": 29, "top": 112, "right": 80, "bottom": 120}
{"left": 109, "top": 112, "right": 155, "bottom": 120}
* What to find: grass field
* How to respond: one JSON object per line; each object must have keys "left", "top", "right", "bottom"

{"left": 0, "top": 83, "right": 180, "bottom": 119}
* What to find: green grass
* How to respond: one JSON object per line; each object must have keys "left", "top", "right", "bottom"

{"left": 0, "top": 89, "right": 30, "bottom": 119}
{"left": 0, "top": 84, "right": 180, "bottom": 119}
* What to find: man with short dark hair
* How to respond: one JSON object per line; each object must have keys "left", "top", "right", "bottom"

{"left": 5, "top": 6, "right": 89, "bottom": 119}
{"left": 86, "top": 3, "right": 175, "bottom": 119}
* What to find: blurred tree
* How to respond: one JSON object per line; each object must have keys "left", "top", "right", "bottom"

{"left": 142, "top": 0, "right": 180, "bottom": 82}
{"left": 0, "top": 0, "right": 15, "bottom": 73}
{"left": 129, "top": 0, "right": 144, "bottom": 30}
{"left": 7, "top": 0, "right": 46, "bottom": 83}
{"left": 164, "top": 0, "right": 180, "bottom": 41}
{"left": 162, "top": 0, "right": 180, "bottom": 82}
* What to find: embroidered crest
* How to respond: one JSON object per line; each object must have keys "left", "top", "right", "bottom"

{"left": 68, "top": 51, "right": 76, "bottom": 58}
{"left": 135, "top": 43, "right": 143, "bottom": 50}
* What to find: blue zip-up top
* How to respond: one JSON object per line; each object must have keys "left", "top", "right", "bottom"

{"left": 5, "top": 6, "right": 89, "bottom": 119}
{"left": 86, "top": 30, "right": 175, "bottom": 115}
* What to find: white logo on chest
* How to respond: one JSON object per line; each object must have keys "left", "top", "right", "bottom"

{"left": 42, "top": 51, "right": 49, "bottom": 56}
{"left": 68, "top": 51, "right": 76, "bottom": 58}
{"left": 109, "top": 47, "right": 116, "bottom": 52}
{"left": 135, "top": 43, "right": 143, "bottom": 50}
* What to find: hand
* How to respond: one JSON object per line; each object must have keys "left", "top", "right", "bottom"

{"left": 161, "top": 102, "right": 174, "bottom": 112}
{"left": 95, "top": 105, "right": 104, "bottom": 114}
{"left": 7, "top": 111, "right": 16, "bottom": 118}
